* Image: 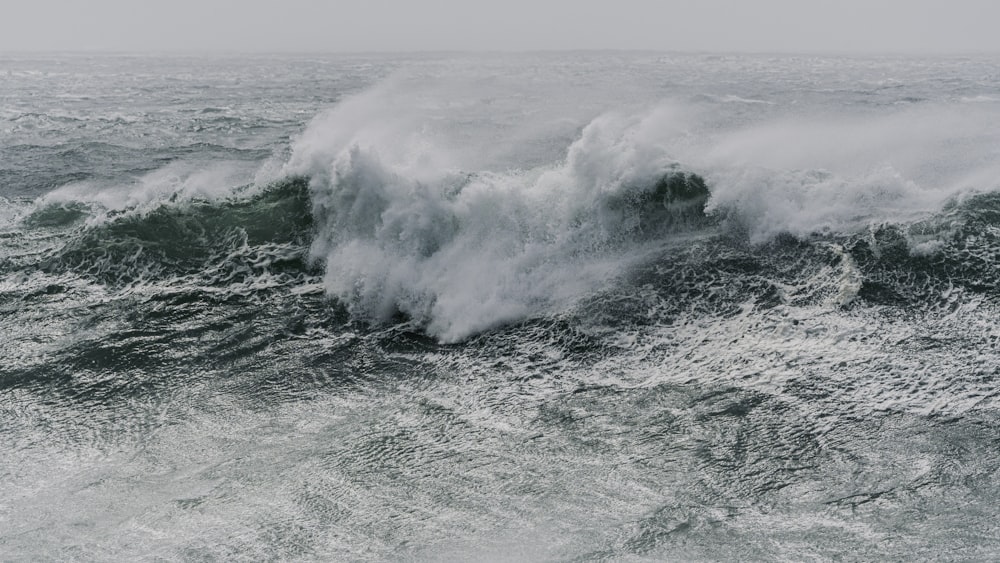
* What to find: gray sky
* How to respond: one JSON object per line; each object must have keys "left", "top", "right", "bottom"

{"left": 2, "top": 0, "right": 998, "bottom": 53}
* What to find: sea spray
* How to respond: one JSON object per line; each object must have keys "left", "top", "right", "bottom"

{"left": 289, "top": 101, "right": 711, "bottom": 341}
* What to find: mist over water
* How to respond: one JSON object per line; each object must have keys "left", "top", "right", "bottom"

{"left": 2, "top": 52, "right": 1000, "bottom": 560}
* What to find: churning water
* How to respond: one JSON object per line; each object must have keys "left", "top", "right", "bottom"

{"left": 2, "top": 52, "right": 1000, "bottom": 560}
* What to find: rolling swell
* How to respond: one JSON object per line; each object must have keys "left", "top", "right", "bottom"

{"left": 30, "top": 176, "right": 316, "bottom": 288}
{"left": 0, "top": 175, "right": 343, "bottom": 400}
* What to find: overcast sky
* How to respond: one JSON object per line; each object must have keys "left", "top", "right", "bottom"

{"left": 1, "top": 0, "right": 997, "bottom": 53}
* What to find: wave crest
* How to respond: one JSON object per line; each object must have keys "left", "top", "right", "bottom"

{"left": 292, "top": 108, "right": 710, "bottom": 341}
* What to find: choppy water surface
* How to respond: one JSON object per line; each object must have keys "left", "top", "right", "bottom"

{"left": 2, "top": 53, "right": 1000, "bottom": 561}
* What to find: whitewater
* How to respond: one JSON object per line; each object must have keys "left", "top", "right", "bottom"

{"left": 2, "top": 52, "right": 1000, "bottom": 560}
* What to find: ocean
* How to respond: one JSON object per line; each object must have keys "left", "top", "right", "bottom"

{"left": 2, "top": 52, "right": 1000, "bottom": 560}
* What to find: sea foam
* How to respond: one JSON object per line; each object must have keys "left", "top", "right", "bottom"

{"left": 287, "top": 96, "right": 700, "bottom": 341}
{"left": 284, "top": 80, "right": 1000, "bottom": 341}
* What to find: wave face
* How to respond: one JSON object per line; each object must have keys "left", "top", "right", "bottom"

{"left": 3, "top": 53, "right": 1000, "bottom": 561}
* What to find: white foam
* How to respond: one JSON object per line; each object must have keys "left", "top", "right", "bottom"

{"left": 0, "top": 196, "right": 29, "bottom": 229}
{"left": 286, "top": 97, "right": 696, "bottom": 341}
{"left": 689, "top": 106, "right": 1000, "bottom": 242}
{"left": 283, "top": 83, "right": 1000, "bottom": 340}
{"left": 36, "top": 161, "right": 256, "bottom": 224}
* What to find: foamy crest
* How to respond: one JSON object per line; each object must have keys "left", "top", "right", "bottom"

{"left": 704, "top": 164, "right": 931, "bottom": 242}
{"left": 0, "top": 197, "right": 28, "bottom": 229}
{"left": 287, "top": 99, "right": 699, "bottom": 341}
{"left": 36, "top": 161, "right": 256, "bottom": 224}
{"left": 286, "top": 83, "right": 1000, "bottom": 340}
{"left": 694, "top": 106, "right": 1000, "bottom": 242}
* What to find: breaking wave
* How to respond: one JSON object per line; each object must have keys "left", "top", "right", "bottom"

{"left": 8, "top": 86, "right": 1000, "bottom": 342}
{"left": 279, "top": 87, "right": 1000, "bottom": 340}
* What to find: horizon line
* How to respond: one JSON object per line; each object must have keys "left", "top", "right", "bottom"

{"left": 2, "top": 47, "right": 999, "bottom": 58}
